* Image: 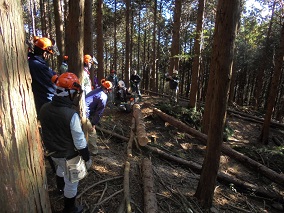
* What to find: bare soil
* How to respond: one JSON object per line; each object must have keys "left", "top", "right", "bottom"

{"left": 47, "top": 94, "right": 284, "bottom": 213}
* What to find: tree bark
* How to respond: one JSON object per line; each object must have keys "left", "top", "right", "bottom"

{"left": 260, "top": 22, "right": 284, "bottom": 144}
{"left": 142, "top": 158, "right": 158, "bottom": 213}
{"left": 153, "top": 108, "right": 284, "bottom": 187}
{"left": 65, "top": 0, "right": 84, "bottom": 79}
{"left": 169, "top": 0, "right": 181, "bottom": 75}
{"left": 84, "top": 0, "right": 94, "bottom": 82}
{"left": 133, "top": 104, "right": 149, "bottom": 146}
{"left": 96, "top": 0, "right": 104, "bottom": 81}
{"left": 53, "top": 0, "right": 64, "bottom": 70}
{"left": 189, "top": 0, "right": 206, "bottom": 109}
{"left": 0, "top": 1, "right": 51, "bottom": 211}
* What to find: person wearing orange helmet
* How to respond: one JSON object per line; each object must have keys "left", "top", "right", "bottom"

{"left": 85, "top": 79, "right": 112, "bottom": 154}
{"left": 83, "top": 54, "right": 95, "bottom": 94}
{"left": 28, "top": 36, "right": 59, "bottom": 115}
{"left": 59, "top": 55, "right": 68, "bottom": 74}
{"left": 40, "top": 72, "right": 91, "bottom": 213}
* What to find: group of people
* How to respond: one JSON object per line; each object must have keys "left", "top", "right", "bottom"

{"left": 28, "top": 36, "right": 112, "bottom": 213}
{"left": 28, "top": 35, "right": 179, "bottom": 212}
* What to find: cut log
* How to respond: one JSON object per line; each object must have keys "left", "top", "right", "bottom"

{"left": 153, "top": 108, "right": 284, "bottom": 187}
{"left": 142, "top": 158, "right": 158, "bottom": 213}
{"left": 133, "top": 104, "right": 149, "bottom": 146}
{"left": 145, "top": 145, "right": 284, "bottom": 203}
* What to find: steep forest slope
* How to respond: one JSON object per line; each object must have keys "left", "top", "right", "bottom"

{"left": 47, "top": 94, "right": 284, "bottom": 213}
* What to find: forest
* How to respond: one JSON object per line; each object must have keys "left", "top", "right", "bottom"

{"left": 0, "top": 0, "right": 283, "bottom": 212}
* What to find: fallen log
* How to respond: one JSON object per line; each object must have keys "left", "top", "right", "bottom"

{"left": 145, "top": 145, "right": 284, "bottom": 203}
{"left": 142, "top": 158, "right": 158, "bottom": 213}
{"left": 96, "top": 125, "right": 129, "bottom": 142}
{"left": 142, "top": 90, "right": 284, "bottom": 130}
{"left": 133, "top": 104, "right": 149, "bottom": 146}
{"left": 228, "top": 109, "right": 284, "bottom": 130}
{"left": 95, "top": 126, "right": 284, "bottom": 203}
{"left": 272, "top": 136, "right": 283, "bottom": 146}
{"left": 153, "top": 108, "right": 284, "bottom": 187}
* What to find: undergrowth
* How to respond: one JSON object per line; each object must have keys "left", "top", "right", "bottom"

{"left": 155, "top": 101, "right": 234, "bottom": 140}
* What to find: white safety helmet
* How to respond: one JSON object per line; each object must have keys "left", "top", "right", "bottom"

{"left": 173, "top": 70, "right": 178, "bottom": 75}
{"left": 118, "top": 80, "right": 125, "bottom": 87}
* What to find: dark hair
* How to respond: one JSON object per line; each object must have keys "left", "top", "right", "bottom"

{"left": 33, "top": 46, "right": 45, "bottom": 55}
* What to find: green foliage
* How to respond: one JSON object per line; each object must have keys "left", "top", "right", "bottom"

{"left": 233, "top": 145, "right": 284, "bottom": 173}
{"left": 155, "top": 102, "right": 202, "bottom": 131}
{"left": 156, "top": 102, "right": 235, "bottom": 140}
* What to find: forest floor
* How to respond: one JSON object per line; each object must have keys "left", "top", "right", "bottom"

{"left": 46, "top": 93, "right": 284, "bottom": 213}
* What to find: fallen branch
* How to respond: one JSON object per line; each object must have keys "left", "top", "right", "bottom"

{"left": 153, "top": 108, "right": 284, "bottom": 188}
{"left": 124, "top": 161, "right": 131, "bottom": 213}
{"left": 127, "top": 117, "right": 135, "bottom": 157}
{"left": 77, "top": 176, "right": 123, "bottom": 198}
{"left": 91, "top": 189, "right": 124, "bottom": 211}
{"left": 96, "top": 125, "right": 129, "bottom": 142}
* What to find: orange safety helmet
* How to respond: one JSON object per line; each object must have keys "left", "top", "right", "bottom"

{"left": 101, "top": 79, "right": 112, "bottom": 90}
{"left": 84, "top": 54, "right": 93, "bottom": 64}
{"left": 63, "top": 55, "right": 68, "bottom": 60}
{"left": 34, "top": 37, "right": 55, "bottom": 54}
{"left": 52, "top": 72, "right": 82, "bottom": 91}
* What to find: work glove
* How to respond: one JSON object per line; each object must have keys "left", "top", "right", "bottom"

{"left": 85, "top": 158, "right": 93, "bottom": 170}
{"left": 78, "top": 147, "right": 90, "bottom": 162}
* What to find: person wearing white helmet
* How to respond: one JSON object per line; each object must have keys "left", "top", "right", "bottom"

{"left": 165, "top": 69, "right": 179, "bottom": 103}
{"left": 115, "top": 80, "right": 131, "bottom": 104}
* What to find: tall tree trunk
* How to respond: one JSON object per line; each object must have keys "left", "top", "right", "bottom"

{"left": 194, "top": 0, "right": 241, "bottom": 208}
{"left": 260, "top": 22, "right": 284, "bottom": 145}
{"left": 40, "top": 0, "right": 47, "bottom": 36}
{"left": 66, "top": 0, "right": 84, "bottom": 79}
{"left": 0, "top": 1, "right": 51, "bottom": 212}
{"left": 253, "top": 0, "right": 276, "bottom": 109}
{"left": 150, "top": 0, "right": 157, "bottom": 92}
{"left": 125, "top": 0, "right": 131, "bottom": 87}
{"left": 53, "top": 0, "right": 64, "bottom": 71}
{"left": 96, "top": 0, "right": 104, "bottom": 81}
{"left": 169, "top": 0, "right": 181, "bottom": 75}
{"left": 189, "top": 0, "right": 206, "bottom": 109}
{"left": 84, "top": 0, "right": 94, "bottom": 83}
{"left": 114, "top": 0, "right": 118, "bottom": 72}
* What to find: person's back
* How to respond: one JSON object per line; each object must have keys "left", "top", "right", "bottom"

{"left": 28, "top": 37, "right": 58, "bottom": 115}
{"left": 85, "top": 87, "right": 108, "bottom": 120}
{"left": 107, "top": 70, "right": 119, "bottom": 88}
{"left": 59, "top": 55, "right": 68, "bottom": 74}
{"left": 40, "top": 72, "right": 91, "bottom": 212}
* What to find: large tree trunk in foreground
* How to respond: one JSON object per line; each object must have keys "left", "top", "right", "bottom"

{"left": 0, "top": 1, "right": 51, "bottom": 212}
{"left": 197, "top": 0, "right": 241, "bottom": 206}
{"left": 153, "top": 108, "right": 284, "bottom": 187}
